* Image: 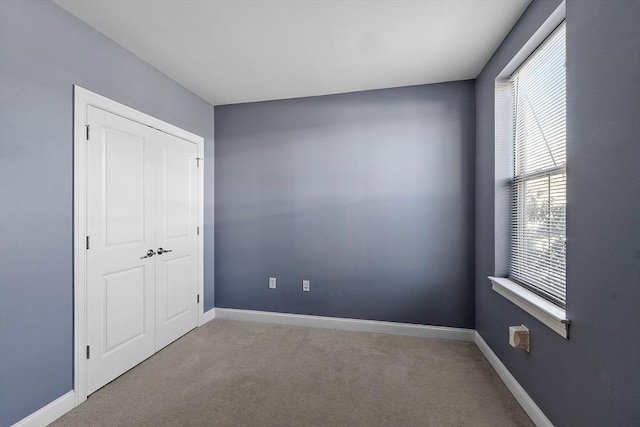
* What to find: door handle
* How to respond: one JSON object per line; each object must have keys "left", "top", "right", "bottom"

{"left": 157, "top": 247, "right": 172, "bottom": 255}
{"left": 140, "top": 249, "right": 156, "bottom": 259}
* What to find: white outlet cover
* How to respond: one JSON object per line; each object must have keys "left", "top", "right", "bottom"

{"left": 302, "top": 280, "right": 310, "bottom": 292}
{"left": 269, "top": 277, "right": 277, "bottom": 289}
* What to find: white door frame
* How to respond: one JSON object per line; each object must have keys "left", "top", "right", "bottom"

{"left": 73, "top": 86, "right": 205, "bottom": 406}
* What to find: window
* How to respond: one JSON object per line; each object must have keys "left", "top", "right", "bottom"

{"left": 509, "top": 23, "right": 566, "bottom": 307}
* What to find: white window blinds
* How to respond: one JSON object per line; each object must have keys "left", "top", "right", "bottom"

{"left": 510, "top": 22, "right": 566, "bottom": 307}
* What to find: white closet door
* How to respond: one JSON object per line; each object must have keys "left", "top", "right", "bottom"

{"left": 154, "top": 129, "right": 199, "bottom": 350}
{"left": 86, "top": 106, "right": 156, "bottom": 394}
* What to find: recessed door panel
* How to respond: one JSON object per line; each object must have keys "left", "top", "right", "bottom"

{"left": 103, "top": 267, "right": 146, "bottom": 354}
{"left": 164, "top": 147, "right": 191, "bottom": 239}
{"left": 104, "top": 130, "right": 145, "bottom": 246}
{"left": 163, "top": 255, "right": 193, "bottom": 322}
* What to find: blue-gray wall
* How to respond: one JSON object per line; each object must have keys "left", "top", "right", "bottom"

{"left": 476, "top": 0, "right": 640, "bottom": 425}
{"left": 0, "top": 1, "right": 215, "bottom": 425}
{"left": 215, "top": 82, "right": 476, "bottom": 328}
{"left": 4, "top": 0, "right": 638, "bottom": 426}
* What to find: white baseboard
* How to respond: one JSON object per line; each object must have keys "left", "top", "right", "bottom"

{"left": 474, "top": 332, "right": 553, "bottom": 427}
{"left": 214, "top": 308, "right": 475, "bottom": 342}
{"left": 11, "top": 390, "right": 74, "bottom": 427}
{"left": 199, "top": 308, "right": 216, "bottom": 326}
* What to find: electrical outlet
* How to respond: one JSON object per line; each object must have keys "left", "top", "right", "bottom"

{"left": 269, "top": 277, "right": 277, "bottom": 289}
{"left": 302, "top": 280, "right": 310, "bottom": 292}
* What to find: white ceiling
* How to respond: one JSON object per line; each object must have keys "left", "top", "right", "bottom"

{"left": 53, "top": 0, "right": 530, "bottom": 106}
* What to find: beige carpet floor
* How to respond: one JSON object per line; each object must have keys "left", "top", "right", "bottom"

{"left": 52, "top": 320, "right": 533, "bottom": 427}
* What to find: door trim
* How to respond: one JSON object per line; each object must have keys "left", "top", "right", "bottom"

{"left": 73, "top": 85, "right": 205, "bottom": 406}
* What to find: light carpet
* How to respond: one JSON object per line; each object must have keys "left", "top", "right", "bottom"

{"left": 53, "top": 319, "right": 533, "bottom": 426}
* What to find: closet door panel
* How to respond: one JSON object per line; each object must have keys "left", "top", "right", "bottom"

{"left": 85, "top": 106, "right": 156, "bottom": 395}
{"left": 154, "top": 130, "right": 199, "bottom": 350}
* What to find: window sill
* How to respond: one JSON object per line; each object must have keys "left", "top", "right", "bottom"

{"left": 488, "top": 276, "right": 570, "bottom": 339}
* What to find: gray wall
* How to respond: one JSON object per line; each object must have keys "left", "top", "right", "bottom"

{"left": 475, "top": 0, "right": 640, "bottom": 425}
{"left": 215, "top": 82, "right": 476, "bottom": 328}
{"left": 0, "top": 1, "right": 215, "bottom": 425}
